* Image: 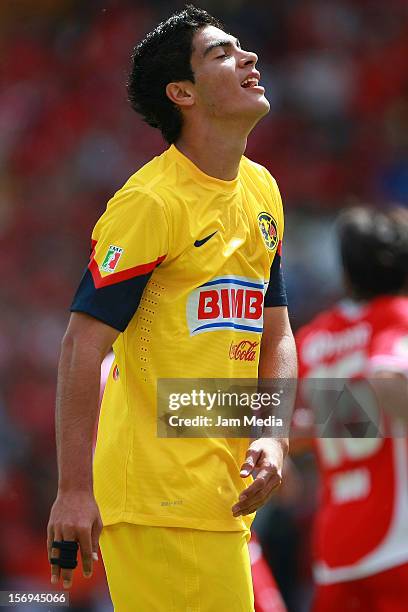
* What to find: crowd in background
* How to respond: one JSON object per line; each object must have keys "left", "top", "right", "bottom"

{"left": 0, "top": 0, "right": 407, "bottom": 609}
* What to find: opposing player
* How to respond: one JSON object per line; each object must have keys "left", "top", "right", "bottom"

{"left": 296, "top": 207, "right": 408, "bottom": 611}
{"left": 47, "top": 6, "right": 296, "bottom": 610}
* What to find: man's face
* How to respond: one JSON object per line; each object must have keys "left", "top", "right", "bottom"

{"left": 189, "top": 25, "right": 270, "bottom": 124}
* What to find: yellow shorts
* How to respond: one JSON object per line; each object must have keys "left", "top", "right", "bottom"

{"left": 100, "top": 523, "right": 254, "bottom": 612}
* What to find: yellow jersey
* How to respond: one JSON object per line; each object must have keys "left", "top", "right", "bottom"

{"left": 71, "top": 144, "right": 287, "bottom": 532}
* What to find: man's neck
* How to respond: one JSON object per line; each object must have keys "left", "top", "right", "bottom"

{"left": 176, "top": 122, "right": 249, "bottom": 181}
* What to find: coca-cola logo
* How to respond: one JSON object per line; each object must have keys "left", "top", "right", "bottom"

{"left": 229, "top": 340, "right": 259, "bottom": 362}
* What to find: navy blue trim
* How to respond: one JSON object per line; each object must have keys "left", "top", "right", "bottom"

{"left": 70, "top": 268, "right": 153, "bottom": 332}
{"left": 264, "top": 253, "right": 288, "bottom": 307}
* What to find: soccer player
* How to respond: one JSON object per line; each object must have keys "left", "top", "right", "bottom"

{"left": 296, "top": 207, "right": 408, "bottom": 611}
{"left": 46, "top": 5, "right": 297, "bottom": 610}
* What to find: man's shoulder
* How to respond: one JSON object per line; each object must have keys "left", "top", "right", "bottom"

{"left": 105, "top": 149, "right": 174, "bottom": 215}
{"left": 122, "top": 148, "right": 170, "bottom": 193}
{"left": 240, "top": 157, "right": 282, "bottom": 210}
{"left": 241, "top": 156, "right": 277, "bottom": 185}
{"left": 93, "top": 163, "right": 170, "bottom": 237}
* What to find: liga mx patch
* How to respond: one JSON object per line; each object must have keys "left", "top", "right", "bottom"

{"left": 100, "top": 245, "right": 123, "bottom": 273}
{"left": 257, "top": 212, "right": 278, "bottom": 251}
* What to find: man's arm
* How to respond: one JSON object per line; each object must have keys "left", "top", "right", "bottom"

{"left": 232, "top": 306, "right": 297, "bottom": 517}
{"left": 47, "top": 312, "right": 119, "bottom": 589}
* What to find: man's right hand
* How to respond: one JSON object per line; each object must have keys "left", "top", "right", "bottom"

{"left": 47, "top": 491, "right": 103, "bottom": 589}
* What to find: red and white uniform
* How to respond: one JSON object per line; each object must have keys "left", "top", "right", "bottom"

{"left": 296, "top": 296, "right": 408, "bottom": 587}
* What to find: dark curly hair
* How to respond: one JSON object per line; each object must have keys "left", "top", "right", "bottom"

{"left": 128, "top": 5, "right": 223, "bottom": 144}
{"left": 337, "top": 207, "right": 408, "bottom": 300}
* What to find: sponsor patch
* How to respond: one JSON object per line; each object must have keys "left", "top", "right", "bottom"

{"left": 257, "top": 212, "right": 278, "bottom": 251}
{"left": 100, "top": 245, "right": 123, "bottom": 273}
{"left": 187, "top": 276, "right": 266, "bottom": 336}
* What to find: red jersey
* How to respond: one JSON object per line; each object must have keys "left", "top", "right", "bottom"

{"left": 296, "top": 296, "right": 408, "bottom": 584}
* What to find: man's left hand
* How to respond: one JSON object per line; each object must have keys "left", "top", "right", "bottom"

{"left": 232, "top": 438, "right": 288, "bottom": 517}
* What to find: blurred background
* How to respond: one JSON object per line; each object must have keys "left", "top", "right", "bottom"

{"left": 0, "top": 0, "right": 407, "bottom": 610}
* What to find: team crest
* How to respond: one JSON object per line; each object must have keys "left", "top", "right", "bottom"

{"left": 257, "top": 212, "right": 278, "bottom": 251}
{"left": 100, "top": 245, "right": 123, "bottom": 273}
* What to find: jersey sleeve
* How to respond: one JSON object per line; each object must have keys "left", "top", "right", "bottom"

{"left": 71, "top": 187, "right": 169, "bottom": 332}
{"left": 263, "top": 172, "right": 288, "bottom": 308}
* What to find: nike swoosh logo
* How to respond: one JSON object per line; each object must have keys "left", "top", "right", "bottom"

{"left": 194, "top": 231, "right": 218, "bottom": 247}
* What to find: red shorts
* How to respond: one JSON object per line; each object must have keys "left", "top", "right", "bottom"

{"left": 313, "top": 563, "right": 408, "bottom": 612}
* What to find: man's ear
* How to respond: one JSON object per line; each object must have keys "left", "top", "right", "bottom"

{"left": 166, "top": 82, "right": 195, "bottom": 108}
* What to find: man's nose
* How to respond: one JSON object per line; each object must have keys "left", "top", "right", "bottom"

{"left": 239, "top": 50, "right": 258, "bottom": 67}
